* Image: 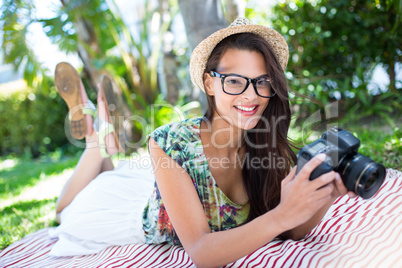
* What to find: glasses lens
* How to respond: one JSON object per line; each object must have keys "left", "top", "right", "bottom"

{"left": 223, "top": 76, "right": 247, "bottom": 94}
{"left": 256, "top": 78, "right": 273, "bottom": 97}
{"left": 222, "top": 75, "right": 275, "bottom": 97}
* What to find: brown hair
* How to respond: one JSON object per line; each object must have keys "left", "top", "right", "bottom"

{"left": 204, "top": 33, "right": 297, "bottom": 239}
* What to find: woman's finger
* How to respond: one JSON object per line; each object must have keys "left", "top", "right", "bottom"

{"left": 282, "top": 165, "right": 297, "bottom": 185}
{"left": 333, "top": 173, "right": 348, "bottom": 196}
{"left": 314, "top": 182, "right": 334, "bottom": 201}
{"left": 296, "top": 153, "right": 327, "bottom": 182}
{"left": 309, "top": 170, "right": 336, "bottom": 190}
{"left": 348, "top": 191, "right": 358, "bottom": 198}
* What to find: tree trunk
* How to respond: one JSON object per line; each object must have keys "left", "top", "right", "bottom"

{"left": 225, "top": 0, "right": 244, "bottom": 24}
{"left": 61, "top": 0, "right": 103, "bottom": 91}
{"left": 388, "top": 61, "right": 397, "bottom": 93}
{"left": 158, "top": 0, "right": 180, "bottom": 105}
{"left": 163, "top": 52, "right": 180, "bottom": 105}
{"left": 178, "top": 0, "right": 227, "bottom": 113}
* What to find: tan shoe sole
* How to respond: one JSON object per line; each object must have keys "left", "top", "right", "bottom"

{"left": 55, "top": 62, "right": 86, "bottom": 140}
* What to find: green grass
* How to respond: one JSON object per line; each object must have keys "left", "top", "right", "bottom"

{"left": 352, "top": 127, "right": 401, "bottom": 169}
{"left": 0, "top": 154, "right": 79, "bottom": 250}
{"left": 0, "top": 156, "right": 79, "bottom": 201}
{"left": 289, "top": 118, "right": 401, "bottom": 170}
{"left": 0, "top": 198, "right": 58, "bottom": 249}
{"left": 340, "top": 115, "right": 401, "bottom": 169}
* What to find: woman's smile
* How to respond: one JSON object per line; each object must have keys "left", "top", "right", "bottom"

{"left": 234, "top": 104, "right": 259, "bottom": 115}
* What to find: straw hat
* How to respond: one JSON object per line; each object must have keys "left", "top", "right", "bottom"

{"left": 189, "top": 17, "right": 289, "bottom": 93}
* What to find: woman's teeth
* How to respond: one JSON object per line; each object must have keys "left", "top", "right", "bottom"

{"left": 235, "top": 106, "right": 257, "bottom": 111}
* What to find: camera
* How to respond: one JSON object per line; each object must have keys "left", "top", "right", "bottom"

{"left": 296, "top": 127, "right": 386, "bottom": 199}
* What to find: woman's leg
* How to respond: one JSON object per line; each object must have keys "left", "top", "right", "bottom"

{"left": 55, "top": 133, "right": 105, "bottom": 216}
{"left": 55, "top": 67, "right": 119, "bottom": 221}
{"left": 55, "top": 135, "right": 118, "bottom": 222}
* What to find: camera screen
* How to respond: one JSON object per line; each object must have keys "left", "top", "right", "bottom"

{"left": 308, "top": 141, "right": 326, "bottom": 154}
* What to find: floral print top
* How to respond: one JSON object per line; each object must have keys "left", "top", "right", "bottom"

{"left": 142, "top": 117, "right": 250, "bottom": 245}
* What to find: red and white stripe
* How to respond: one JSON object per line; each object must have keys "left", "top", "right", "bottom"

{"left": 1, "top": 169, "right": 401, "bottom": 268}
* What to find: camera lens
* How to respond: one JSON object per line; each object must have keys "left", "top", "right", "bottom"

{"left": 364, "top": 170, "right": 379, "bottom": 191}
{"left": 337, "top": 153, "right": 386, "bottom": 199}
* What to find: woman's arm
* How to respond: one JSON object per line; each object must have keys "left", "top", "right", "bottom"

{"left": 149, "top": 138, "right": 336, "bottom": 268}
{"left": 288, "top": 173, "right": 357, "bottom": 240}
{"left": 288, "top": 195, "right": 336, "bottom": 240}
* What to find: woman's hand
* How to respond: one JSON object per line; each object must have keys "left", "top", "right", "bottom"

{"left": 273, "top": 154, "right": 340, "bottom": 232}
{"left": 331, "top": 173, "right": 357, "bottom": 199}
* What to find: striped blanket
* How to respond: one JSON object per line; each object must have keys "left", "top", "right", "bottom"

{"left": 1, "top": 169, "right": 401, "bottom": 267}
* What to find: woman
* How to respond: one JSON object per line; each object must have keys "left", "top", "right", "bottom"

{"left": 52, "top": 18, "right": 355, "bottom": 267}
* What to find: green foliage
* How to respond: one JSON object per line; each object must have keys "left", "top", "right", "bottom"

{"left": 1, "top": 0, "right": 180, "bottom": 111}
{"left": 57, "top": 0, "right": 118, "bottom": 54}
{"left": 271, "top": 0, "right": 401, "bottom": 86}
{"left": 129, "top": 93, "right": 201, "bottom": 149}
{"left": 40, "top": 16, "right": 78, "bottom": 54}
{"left": 148, "top": 95, "right": 201, "bottom": 130}
{"left": 0, "top": 0, "right": 51, "bottom": 92}
{"left": 0, "top": 87, "right": 73, "bottom": 157}
{"left": 39, "top": 0, "right": 184, "bottom": 143}
{"left": 42, "top": 0, "right": 177, "bottom": 106}
{"left": 101, "top": 0, "right": 178, "bottom": 107}
{"left": 268, "top": 0, "right": 402, "bottom": 125}
{"left": 345, "top": 91, "right": 401, "bottom": 126}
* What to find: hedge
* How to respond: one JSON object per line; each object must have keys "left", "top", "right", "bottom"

{"left": 0, "top": 86, "right": 73, "bottom": 158}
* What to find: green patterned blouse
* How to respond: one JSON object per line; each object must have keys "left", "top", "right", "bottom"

{"left": 142, "top": 117, "right": 250, "bottom": 245}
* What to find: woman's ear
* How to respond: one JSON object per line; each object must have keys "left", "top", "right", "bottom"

{"left": 203, "top": 73, "right": 215, "bottom": 96}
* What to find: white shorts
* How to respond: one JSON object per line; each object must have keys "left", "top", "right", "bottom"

{"left": 49, "top": 156, "right": 155, "bottom": 256}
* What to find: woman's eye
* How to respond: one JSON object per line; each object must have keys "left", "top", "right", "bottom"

{"left": 226, "top": 79, "right": 241, "bottom": 85}
{"left": 257, "top": 79, "right": 270, "bottom": 86}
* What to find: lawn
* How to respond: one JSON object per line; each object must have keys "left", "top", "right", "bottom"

{"left": 0, "top": 153, "right": 79, "bottom": 249}
{"left": 0, "top": 121, "right": 400, "bottom": 250}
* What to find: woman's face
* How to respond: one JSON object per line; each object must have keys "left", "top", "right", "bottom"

{"left": 204, "top": 48, "right": 271, "bottom": 130}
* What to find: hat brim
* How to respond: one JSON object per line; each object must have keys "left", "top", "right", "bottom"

{"left": 189, "top": 24, "right": 289, "bottom": 93}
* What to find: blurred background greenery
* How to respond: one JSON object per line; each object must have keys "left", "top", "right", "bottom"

{"left": 0, "top": 0, "right": 401, "bottom": 159}
{"left": 0, "top": 0, "right": 401, "bottom": 158}
{"left": 0, "top": 0, "right": 401, "bottom": 249}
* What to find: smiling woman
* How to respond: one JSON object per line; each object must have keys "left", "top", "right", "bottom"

{"left": 145, "top": 18, "right": 355, "bottom": 267}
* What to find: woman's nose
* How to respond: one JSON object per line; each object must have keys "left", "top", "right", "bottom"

{"left": 241, "top": 83, "right": 259, "bottom": 100}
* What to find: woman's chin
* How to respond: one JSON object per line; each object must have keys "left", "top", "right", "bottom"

{"left": 235, "top": 120, "right": 260, "bottom": 131}
{"left": 243, "top": 116, "right": 264, "bottom": 129}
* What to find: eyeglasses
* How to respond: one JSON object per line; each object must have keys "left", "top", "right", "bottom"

{"left": 209, "top": 71, "right": 276, "bottom": 98}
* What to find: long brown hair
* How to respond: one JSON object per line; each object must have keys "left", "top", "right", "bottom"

{"left": 204, "top": 33, "right": 297, "bottom": 238}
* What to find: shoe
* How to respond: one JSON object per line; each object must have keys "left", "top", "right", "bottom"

{"left": 94, "top": 75, "right": 125, "bottom": 158}
{"left": 55, "top": 62, "right": 95, "bottom": 139}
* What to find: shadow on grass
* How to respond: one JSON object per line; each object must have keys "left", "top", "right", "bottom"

{"left": 0, "top": 197, "right": 59, "bottom": 250}
{"left": 0, "top": 156, "right": 79, "bottom": 201}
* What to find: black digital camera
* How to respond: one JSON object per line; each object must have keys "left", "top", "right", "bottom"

{"left": 296, "top": 127, "right": 386, "bottom": 199}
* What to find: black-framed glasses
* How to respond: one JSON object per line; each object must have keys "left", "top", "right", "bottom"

{"left": 209, "top": 71, "right": 276, "bottom": 98}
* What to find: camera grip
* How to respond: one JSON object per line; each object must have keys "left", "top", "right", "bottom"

{"left": 308, "top": 162, "right": 334, "bottom": 180}
{"left": 296, "top": 156, "right": 334, "bottom": 181}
